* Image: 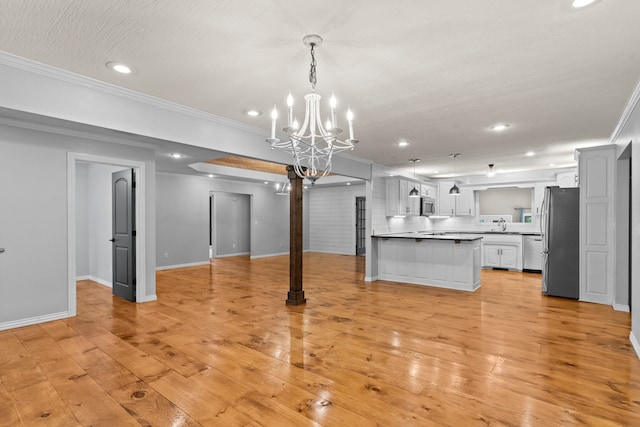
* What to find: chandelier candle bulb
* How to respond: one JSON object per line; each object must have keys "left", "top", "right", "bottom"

{"left": 287, "top": 93, "right": 294, "bottom": 127}
{"left": 347, "top": 109, "right": 354, "bottom": 141}
{"left": 330, "top": 94, "right": 337, "bottom": 129}
{"left": 270, "top": 106, "right": 278, "bottom": 139}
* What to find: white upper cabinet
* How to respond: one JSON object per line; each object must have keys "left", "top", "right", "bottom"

{"left": 557, "top": 171, "right": 578, "bottom": 187}
{"left": 456, "top": 188, "right": 475, "bottom": 216}
{"left": 437, "top": 182, "right": 474, "bottom": 216}
{"left": 386, "top": 178, "right": 422, "bottom": 216}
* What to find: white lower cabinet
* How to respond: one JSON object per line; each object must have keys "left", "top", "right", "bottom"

{"left": 483, "top": 244, "right": 518, "bottom": 269}
{"left": 481, "top": 234, "right": 523, "bottom": 271}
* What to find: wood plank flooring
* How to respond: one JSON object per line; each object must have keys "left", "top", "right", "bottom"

{"left": 1, "top": 253, "right": 640, "bottom": 426}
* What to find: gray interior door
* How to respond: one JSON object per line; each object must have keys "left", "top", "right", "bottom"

{"left": 112, "top": 169, "right": 136, "bottom": 302}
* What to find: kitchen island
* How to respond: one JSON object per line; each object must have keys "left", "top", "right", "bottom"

{"left": 372, "top": 233, "right": 482, "bottom": 291}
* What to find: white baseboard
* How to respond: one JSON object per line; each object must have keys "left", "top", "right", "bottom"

{"left": 0, "top": 311, "right": 71, "bottom": 331}
{"left": 76, "top": 276, "right": 112, "bottom": 288}
{"left": 613, "top": 303, "right": 630, "bottom": 312}
{"left": 364, "top": 276, "right": 378, "bottom": 282}
{"left": 250, "top": 251, "right": 289, "bottom": 259}
{"left": 309, "top": 249, "right": 354, "bottom": 256}
{"left": 214, "top": 252, "right": 251, "bottom": 259}
{"left": 630, "top": 331, "right": 640, "bottom": 360}
{"left": 156, "top": 261, "right": 210, "bottom": 271}
{"left": 138, "top": 294, "right": 158, "bottom": 303}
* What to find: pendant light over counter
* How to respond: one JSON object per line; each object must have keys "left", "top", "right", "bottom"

{"left": 409, "top": 158, "right": 420, "bottom": 197}
{"left": 449, "top": 153, "right": 461, "bottom": 195}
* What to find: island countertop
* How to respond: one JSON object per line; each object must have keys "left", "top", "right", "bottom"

{"left": 372, "top": 232, "right": 483, "bottom": 241}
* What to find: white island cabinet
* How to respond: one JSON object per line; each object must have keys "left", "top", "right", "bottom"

{"left": 375, "top": 234, "right": 481, "bottom": 291}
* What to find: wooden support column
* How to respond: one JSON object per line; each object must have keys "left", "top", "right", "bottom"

{"left": 286, "top": 165, "right": 306, "bottom": 305}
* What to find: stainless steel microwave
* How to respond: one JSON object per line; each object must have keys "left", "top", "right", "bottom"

{"left": 421, "top": 197, "right": 435, "bottom": 216}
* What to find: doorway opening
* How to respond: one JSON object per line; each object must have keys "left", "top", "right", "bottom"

{"left": 356, "top": 196, "right": 366, "bottom": 256}
{"left": 615, "top": 142, "right": 632, "bottom": 312}
{"left": 209, "top": 191, "right": 251, "bottom": 259}
{"left": 67, "top": 153, "right": 149, "bottom": 317}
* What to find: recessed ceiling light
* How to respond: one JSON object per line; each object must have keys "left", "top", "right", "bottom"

{"left": 264, "top": 181, "right": 269, "bottom": 184}
{"left": 244, "top": 109, "right": 262, "bottom": 117}
{"left": 207, "top": 174, "right": 214, "bottom": 178}
{"left": 346, "top": 182, "right": 351, "bottom": 186}
{"left": 106, "top": 62, "right": 132, "bottom": 74}
{"left": 397, "top": 140, "right": 410, "bottom": 147}
{"left": 525, "top": 151, "right": 535, "bottom": 157}
{"left": 169, "top": 153, "right": 184, "bottom": 159}
{"left": 548, "top": 163, "right": 556, "bottom": 167}
{"left": 489, "top": 123, "right": 511, "bottom": 132}
{"left": 572, "top": 0, "right": 598, "bottom": 8}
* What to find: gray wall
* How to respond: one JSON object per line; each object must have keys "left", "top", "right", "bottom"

{"left": 214, "top": 192, "right": 250, "bottom": 257}
{"left": 0, "top": 121, "right": 156, "bottom": 327}
{"left": 611, "top": 82, "right": 640, "bottom": 355}
{"left": 156, "top": 173, "right": 302, "bottom": 268}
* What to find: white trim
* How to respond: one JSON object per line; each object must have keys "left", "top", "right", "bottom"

{"left": 215, "top": 252, "right": 251, "bottom": 259}
{"left": 610, "top": 77, "right": 640, "bottom": 143}
{"left": 68, "top": 153, "right": 147, "bottom": 311}
{"left": 613, "top": 303, "right": 630, "bottom": 312}
{"left": 630, "top": 332, "right": 640, "bottom": 360}
{"left": 0, "top": 311, "right": 71, "bottom": 332}
{"left": 77, "top": 276, "right": 113, "bottom": 288}
{"left": 138, "top": 294, "right": 158, "bottom": 303}
{"left": 0, "top": 51, "right": 267, "bottom": 139}
{"left": 364, "top": 276, "right": 378, "bottom": 282}
{"left": 250, "top": 251, "right": 290, "bottom": 259}
{"left": 156, "top": 261, "right": 210, "bottom": 271}
{"left": 308, "top": 249, "right": 354, "bottom": 256}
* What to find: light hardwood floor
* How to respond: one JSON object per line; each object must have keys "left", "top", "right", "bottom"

{"left": 1, "top": 253, "right": 639, "bottom": 426}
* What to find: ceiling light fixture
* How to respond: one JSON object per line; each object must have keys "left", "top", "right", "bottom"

{"left": 397, "top": 140, "right": 410, "bottom": 147}
{"left": 267, "top": 34, "right": 358, "bottom": 184}
{"left": 245, "top": 109, "right": 262, "bottom": 117}
{"left": 525, "top": 151, "right": 535, "bottom": 157}
{"left": 106, "top": 62, "right": 132, "bottom": 74}
{"left": 490, "top": 123, "right": 511, "bottom": 132}
{"left": 169, "top": 153, "right": 184, "bottom": 159}
{"left": 487, "top": 163, "right": 496, "bottom": 178}
{"left": 409, "top": 158, "right": 420, "bottom": 197}
{"left": 449, "top": 153, "right": 461, "bottom": 195}
{"left": 275, "top": 181, "right": 291, "bottom": 196}
{"left": 572, "top": 0, "right": 598, "bottom": 8}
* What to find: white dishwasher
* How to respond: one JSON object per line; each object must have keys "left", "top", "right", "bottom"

{"left": 523, "top": 235, "right": 543, "bottom": 272}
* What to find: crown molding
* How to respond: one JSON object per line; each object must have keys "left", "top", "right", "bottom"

{"left": 610, "top": 76, "right": 640, "bottom": 144}
{"left": 0, "top": 51, "right": 269, "bottom": 138}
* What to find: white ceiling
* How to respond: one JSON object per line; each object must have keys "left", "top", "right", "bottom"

{"left": 1, "top": 0, "right": 639, "bottom": 178}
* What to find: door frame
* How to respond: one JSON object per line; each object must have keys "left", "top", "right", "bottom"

{"left": 67, "top": 152, "right": 147, "bottom": 316}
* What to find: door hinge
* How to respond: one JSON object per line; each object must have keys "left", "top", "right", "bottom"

{"left": 133, "top": 279, "right": 137, "bottom": 285}
{"left": 132, "top": 230, "right": 137, "bottom": 237}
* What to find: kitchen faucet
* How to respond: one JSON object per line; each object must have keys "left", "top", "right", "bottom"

{"left": 498, "top": 217, "right": 507, "bottom": 232}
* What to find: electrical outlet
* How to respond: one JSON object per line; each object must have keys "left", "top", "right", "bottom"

{"left": 163, "top": 252, "right": 168, "bottom": 258}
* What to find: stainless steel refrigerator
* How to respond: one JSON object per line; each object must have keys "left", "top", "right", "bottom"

{"left": 540, "top": 186, "right": 579, "bottom": 298}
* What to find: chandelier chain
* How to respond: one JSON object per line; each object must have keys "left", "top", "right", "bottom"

{"left": 309, "top": 43, "right": 317, "bottom": 90}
